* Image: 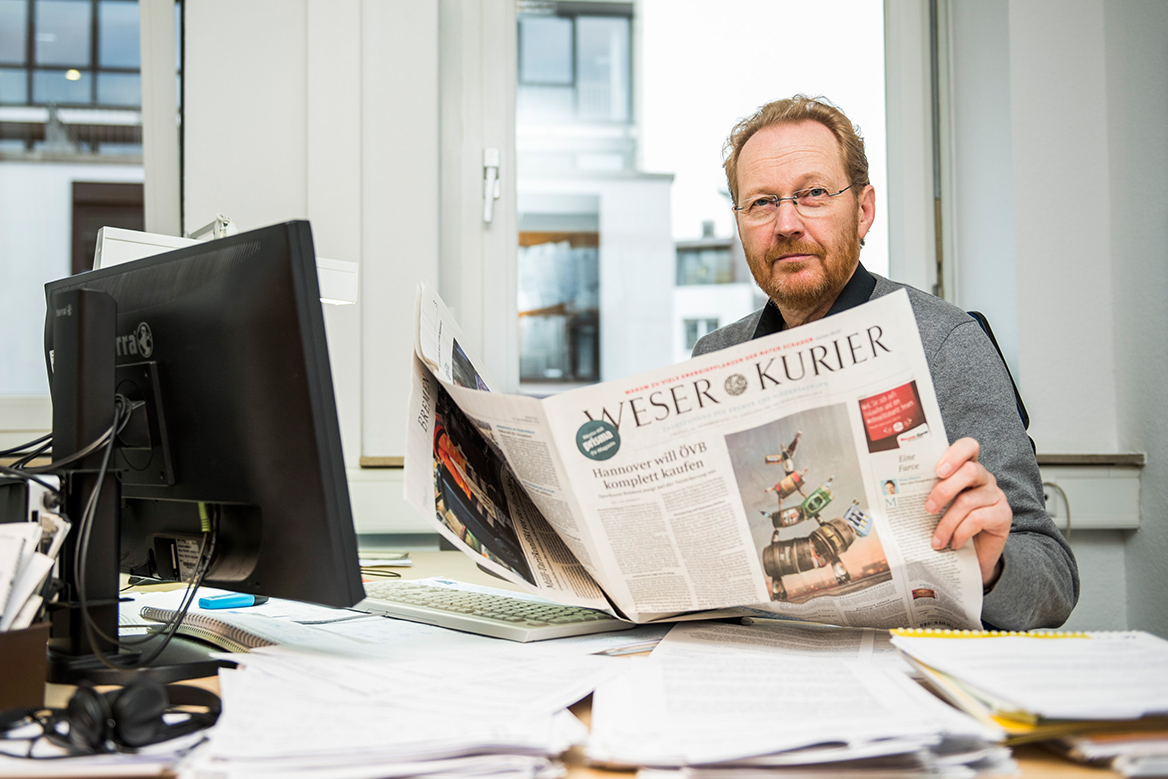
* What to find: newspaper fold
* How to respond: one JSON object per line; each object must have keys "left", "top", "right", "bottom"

{"left": 405, "top": 283, "right": 982, "bottom": 629}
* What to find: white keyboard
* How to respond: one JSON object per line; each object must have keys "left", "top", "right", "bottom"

{"left": 356, "top": 580, "right": 635, "bottom": 642}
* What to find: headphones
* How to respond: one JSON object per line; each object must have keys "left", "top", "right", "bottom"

{"left": 41, "top": 678, "right": 221, "bottom": 754}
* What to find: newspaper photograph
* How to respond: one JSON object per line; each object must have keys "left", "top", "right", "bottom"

{"left": 404, "top": 283, "right": 983, "bottom": 630}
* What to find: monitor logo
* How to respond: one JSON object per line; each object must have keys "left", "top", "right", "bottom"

{"left": 118, "top": 322, "right": 154, "bottom": 358}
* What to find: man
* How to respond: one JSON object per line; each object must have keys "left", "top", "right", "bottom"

{"left": 694, "top": 95, "right": 1078, "bottom": 630}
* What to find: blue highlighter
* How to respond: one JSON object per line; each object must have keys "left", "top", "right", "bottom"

{"left": 199, "top": 593, "right": 269, "bottom": 609}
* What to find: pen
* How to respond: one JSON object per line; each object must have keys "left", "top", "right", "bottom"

{"left": 595, "top": 640, "right": 661, "bottom": 656}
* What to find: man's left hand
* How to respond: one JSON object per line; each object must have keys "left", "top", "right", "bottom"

{"left": 925, "top": 437, "right": 1012, "bottom": 587}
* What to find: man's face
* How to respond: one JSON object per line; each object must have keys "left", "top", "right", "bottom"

{"left": 734, "top": 121, "right": 875, "bottom": 312}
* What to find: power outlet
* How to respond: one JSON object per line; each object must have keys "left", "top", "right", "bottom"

{"left": 1043, "top": 487, "right": 1056, "bottom": 517}
{"left": 1042, "top": 482, "right": 1067, "bottom": 527}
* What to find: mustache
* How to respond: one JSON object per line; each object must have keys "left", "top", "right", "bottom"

{"left": 764, "top": 240, "right": 826, "bottom": 262}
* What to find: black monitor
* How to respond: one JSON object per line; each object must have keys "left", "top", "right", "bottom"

{"left": 42, "top": 220, "right": 363, "bottom": 682}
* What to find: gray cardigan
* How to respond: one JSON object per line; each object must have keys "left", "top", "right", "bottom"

{"left": 694, "top": 273, "right": 1079, "bottom": 630}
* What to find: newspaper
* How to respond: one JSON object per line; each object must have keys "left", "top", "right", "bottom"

{"left": 404, "top": 283, "right": 982, "bottom": 630}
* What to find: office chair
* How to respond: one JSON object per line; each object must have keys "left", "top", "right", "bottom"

{"left": 967, "top": 311, "right": 1034, "bottom": 451}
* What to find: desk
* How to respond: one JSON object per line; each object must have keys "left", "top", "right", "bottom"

{"left": 37, "top": 551, "right": 1120, "bottom": 778}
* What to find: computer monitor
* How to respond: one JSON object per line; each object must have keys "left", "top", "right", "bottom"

{"left": 42, "top": 220, "right": 363, "bottom": 682}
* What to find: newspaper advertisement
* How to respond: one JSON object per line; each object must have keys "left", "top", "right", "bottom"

{"left": 404, "top": 284, "right": 983, "bottom": 630}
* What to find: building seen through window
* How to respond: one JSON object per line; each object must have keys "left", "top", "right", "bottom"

{"left": 516, "top": 0, "right": 637, "bottom": 390}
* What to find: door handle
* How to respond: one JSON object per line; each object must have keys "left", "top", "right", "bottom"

{"left": 483, "top": 148, "right": 501, "bottom": 224}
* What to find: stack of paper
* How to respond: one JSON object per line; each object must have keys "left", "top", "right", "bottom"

{"left": 587, "top": 622, "right": 1009, "bottom": 775}
{"left": 890, "top": 628, "right": 1168, "bottom": 774}
{"left": 0, "top": 499, "right": 67, "bottom": 632}
{"left": 176, "top": 639, "right": 625, "bottom": 778}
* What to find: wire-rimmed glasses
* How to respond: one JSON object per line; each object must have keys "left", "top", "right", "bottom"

{"left": 733, "top": 185, "right": 853, "bottom": 224}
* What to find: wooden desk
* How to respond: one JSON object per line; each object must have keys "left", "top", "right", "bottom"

{"left": 37, "top": 551, "right": 1118, "bottom": 777}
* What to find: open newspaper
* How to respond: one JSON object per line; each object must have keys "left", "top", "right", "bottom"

{"left": 404, "top": 284, "right": 982, "bottom": 630}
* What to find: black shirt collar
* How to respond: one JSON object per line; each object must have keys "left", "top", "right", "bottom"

{"left": 752, "top": 262, "right": 877, "bottom": 339}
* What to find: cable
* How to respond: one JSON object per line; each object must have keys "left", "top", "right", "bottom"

{"left": 135, "top": 527, "right": 217, "bottom": 667}
{"left": 72, "top": 396, "right": 127, "bottom": 669}
{"left": 9, "top": 394, "right": 217, "bottom": 672}
{"left": 1, "top": 710, "right": 208, "bottom": 760}
{"left": 0, "top": 466, "right": 62, "bottom": 496}
{"left": 10, "top": 440, "right": 53, "bottom": 469}
{"left": 0, "top": 433, "right": 51, "bottom": 458}
{"left": 68, "top": 394, "right": 202, "bottom": 669}
{"left": 75, "top": 438, "right": 218, "bottom": 668}
{"left": 22, "top": 401, "right": 131, "bottom": 475}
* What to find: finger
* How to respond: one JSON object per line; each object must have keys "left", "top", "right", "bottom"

{"left": 949, "top": 508, "right": 991, "bottom": 550}
{"left": 935, "top": 437, "right": 980, "bottom": 479}
{"left": 925, "top": 459, "right": 987, "bottom": 514}
{"left": 931, "top": 478, "right": 1000, "bottom": 548}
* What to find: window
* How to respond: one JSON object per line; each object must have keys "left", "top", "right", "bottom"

{"left": 515, "top": 0, "right": 887, "bottom": 387}
{"left": 0, "top": 0, "right": 150, "bottom": 111}
{"left": 517, "top": 5, "right": 631, "bottom": 126}
{"left": 677, "top": 234, "right": 734, "bottom": 286}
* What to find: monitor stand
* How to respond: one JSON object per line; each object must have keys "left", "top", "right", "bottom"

{"left": 45, "top": 288, "right": 229, "bottom": 686}
{"left": 47, "top": 637, "right": 230, "bottom": 686}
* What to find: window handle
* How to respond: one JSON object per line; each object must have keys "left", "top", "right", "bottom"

{"left": 483, "top": 148, "right": 501, "bottom": 224}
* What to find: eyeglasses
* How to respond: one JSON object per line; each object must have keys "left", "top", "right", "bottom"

{"left": 733, "top": 185, "right": 853, "bottom": 224}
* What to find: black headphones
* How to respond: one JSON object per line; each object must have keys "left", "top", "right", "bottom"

{"left": 41, "top": 679, "right": 221, "bottom": 754}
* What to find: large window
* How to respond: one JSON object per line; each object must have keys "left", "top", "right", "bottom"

{"left": 0, "top": 0, "right": 180, "bottom": 431}
{"left": 517, "top": 0, "right": 887, "bottom": 384}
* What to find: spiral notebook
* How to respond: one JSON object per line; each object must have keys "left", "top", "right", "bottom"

{"left": 889, "top": 629, "right": 1168, "bottom": 743}
{"left": 139, "top": 605, "right": 352, "bottom": 654}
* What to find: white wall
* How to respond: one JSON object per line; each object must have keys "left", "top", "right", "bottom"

{"left": 948, "top": 0, "right": 1168, "bottom": 637}
{"left": 1103, "top": 0, "right": 1168, "bottom": 638}
{"left": 184, "top": 0, "right": 438, "bottom": 468}
{"left": 183, "top": 0, "right": 440, "bottom": 533}
{"left": 1008, "top": 1, "right": 1118, "bottom": 451}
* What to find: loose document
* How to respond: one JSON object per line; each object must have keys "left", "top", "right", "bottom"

{"left": 0, "top": 493, "right": 67, "bottom": 632}
{"left": 175, "top": 641, "right": 623, "bottom": 779}
{"left": 406, "top": 284, "right": 982, "bottom": 629}
{"left": 586, "top": 621, "right": 1007, "bottom": 773}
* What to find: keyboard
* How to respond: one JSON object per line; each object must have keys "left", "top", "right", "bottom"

{"left": 356, "top": 579, "right": 635, "bottom": 642}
